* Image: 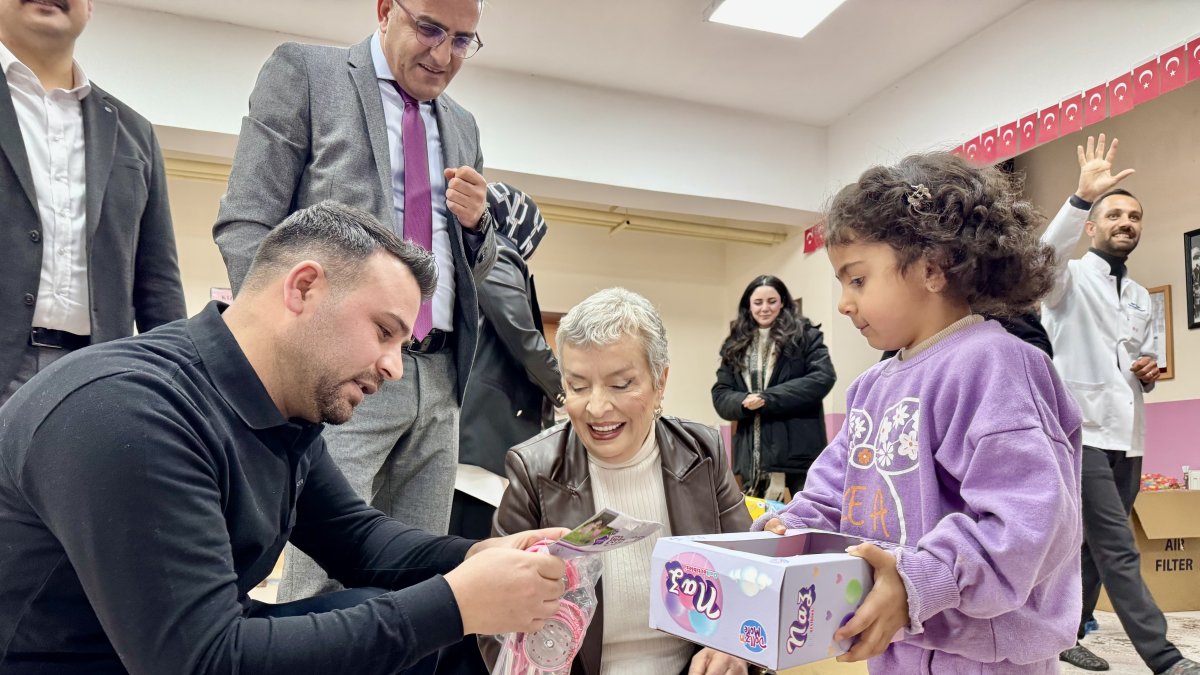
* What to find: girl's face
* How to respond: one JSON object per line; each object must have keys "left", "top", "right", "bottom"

{"left": 828, "top": 240, "right": 959, "bottom": 352}
{"left": 748, "top": 286, "right": 783, "bottom": 328}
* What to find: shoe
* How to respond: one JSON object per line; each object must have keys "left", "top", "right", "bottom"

{"left": 1162, "top": 658, "right": 1200, "bottom": 675}
{"left": 1082, "top": 617, "right": 1100, "bottom": 636}
{"left": 1060, "top": 643, "right": 1110, "bottom": 671}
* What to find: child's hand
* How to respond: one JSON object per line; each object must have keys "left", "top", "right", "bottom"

{"left": 834, "top": 543, "right": 909, "bottom": 663}
{"left": 688, "top": 647, "right": 748, "bottom": 674}
{"left": 762, "top": 518, "right": 787, "bottom": 535}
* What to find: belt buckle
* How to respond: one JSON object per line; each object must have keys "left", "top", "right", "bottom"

{"left": 30, "top": 328, "right": 63, "bottom": 349}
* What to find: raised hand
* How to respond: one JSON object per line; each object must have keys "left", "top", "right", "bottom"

{"left": 1075, "top": 134, "right": 1135, "bottom": 203}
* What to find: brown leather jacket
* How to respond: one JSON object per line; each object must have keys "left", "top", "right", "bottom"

{"left": 481, "top": 416, "right": 751, "bottom": 675}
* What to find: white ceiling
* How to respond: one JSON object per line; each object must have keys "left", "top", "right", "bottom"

{"left": 103, "top": 0, "right": 1029, "bottom": 126}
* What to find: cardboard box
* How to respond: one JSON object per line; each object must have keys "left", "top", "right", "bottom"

{"left": 649, "top": 530, "right": 872, "bottom": 671}
{"left": 1097, "top": 490, "right": 1200, "bottom": 613}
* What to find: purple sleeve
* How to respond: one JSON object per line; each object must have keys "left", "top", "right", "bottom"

{"left": 894, "top": 423, "right": 1082, "bottom": 629}
{"left": 750, "top": 416, "right": 848, "bottom": 533}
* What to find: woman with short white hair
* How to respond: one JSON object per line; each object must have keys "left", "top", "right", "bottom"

{"left": 483, "top": 288, "right": 751, "bottom": 675}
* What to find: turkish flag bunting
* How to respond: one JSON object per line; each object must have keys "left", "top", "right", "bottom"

{"left": 1188, "top": 36, "right": 1200, "bottom": 83}
{"left": 803, "top": 222, "right": 825, "bottom": 254}
{"left": 996, "top": 122, "right": 1018, "bottom": 159}
{"left": 1109, "top": 72, "right": 1134, "bottom": 117}
{"left": 1083, "top": 84, "right": 1107, "bottom": 127}
{"left": 1018, "top": 112, "right": 1039, "bottom": 153}
{"left": 951, "top": 144, "right": 966, "bottom": 159}
{"left": 1133, "top": 58, "right": 1160, "bottom": 105}
{"left": 980, "top": 128, "right": 998, "bottom": 164}
{"left": 1160, "top": 44, "right": 1188, "bottom": 93}
{"left": 1059, "top": 94, "right": 1083, "bottom": 134}
{"left": 964, "top": 137, "right": 981, "bottom": 164}
{"left": 1038, "top": 103, "right": 1060, "bottom": 144}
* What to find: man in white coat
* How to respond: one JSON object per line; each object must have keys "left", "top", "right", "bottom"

{"left": 1042, "top": 134, "right": 1198, "bottom": 675}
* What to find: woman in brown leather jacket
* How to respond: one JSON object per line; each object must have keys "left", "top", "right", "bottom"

{"left": 483, "top": 288, "right": 751, "bottom": 675}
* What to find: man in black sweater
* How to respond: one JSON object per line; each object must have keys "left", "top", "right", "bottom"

{"left": 0, "top": 202, "right": 566, "bottom": 675}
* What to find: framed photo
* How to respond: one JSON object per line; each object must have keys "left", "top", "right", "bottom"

{"left": 1187, "top": 228, "right": 1200, "bottom": 330}
{"left": 1146, "top": 285, "right": 1174, "bottom": 380}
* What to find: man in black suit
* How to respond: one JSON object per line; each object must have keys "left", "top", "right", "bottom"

{"left": 0, "top": 0, "right": 185, "bottom": 406}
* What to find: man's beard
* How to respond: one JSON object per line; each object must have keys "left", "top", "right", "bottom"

{"left": 313, "top": 374, "right": 354, "bottom": 425}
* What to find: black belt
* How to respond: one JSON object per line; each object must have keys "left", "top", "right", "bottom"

{"left": 30, "top": 327, "right": 90, "bottom": 350}
{"left": 405, "top": 329, "right": 454, "bottom": 354}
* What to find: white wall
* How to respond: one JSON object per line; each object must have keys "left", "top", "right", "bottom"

{"left": 79, "top": 3, "right": 829, "bottom": 214}
{"left": 827, "top": 0, "right": 1200, "bottom": 190}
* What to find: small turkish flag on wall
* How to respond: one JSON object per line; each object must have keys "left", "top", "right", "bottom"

{"left": 1133, "top": 58, "right": 1160, "bottom": 105}
{"left": 1038, "top": 103, "right": 1060, "bottom": 144}
{"left": 1188, "top": 36, "right": 1200, "bottom": 83}
{"left": 980, "top": 128, "right": 998, "bottom": 164}
{"left": 1059, "top": 94, "right": 1083, "bottom": 134}
{"left": 803, "top": 222, "right": 825, "bottom": 254}
{"left": 1083, "top": 85, "right": 1107, "bottom": 127}
{"left": 1018, "top": 112, "right": 1038, "bottom": 153}
{"left": 964, "top": 137, "right": 981, "bottom": 164}
{"left": 1109, "top": 72, "right": 1134, "bottom": 116}
{"left": 996, "top": 122, "right": 1018, "bottom": 160}
{"left": 1160, "top": 44, "right": 1188, "bottom": 93}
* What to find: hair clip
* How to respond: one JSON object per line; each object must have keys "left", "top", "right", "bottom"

{"left": 907, "top": 184, "right": 932, "bottom": 208}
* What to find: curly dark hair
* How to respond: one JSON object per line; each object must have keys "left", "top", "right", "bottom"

{"left": 719, "top": 275, "right": 810, "bottom": 370}
{"left": 825, "top": 152, "right": 1055, "bottom": 316}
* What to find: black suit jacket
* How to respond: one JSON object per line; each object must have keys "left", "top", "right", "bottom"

{"left": 0, "top": 73, "right": 186, "bottom": 388}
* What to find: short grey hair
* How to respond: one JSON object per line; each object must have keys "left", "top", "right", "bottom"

{"left": 557, "top": 288, "right": 669, "bottom": 385}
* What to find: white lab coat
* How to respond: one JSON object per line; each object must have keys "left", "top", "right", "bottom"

{"left": 1041, "top": 199, "right": 1155, "bottom": 456}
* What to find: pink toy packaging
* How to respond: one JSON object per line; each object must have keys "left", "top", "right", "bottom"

{"left": 648, "top": 529, "right": 873, "bottom": 671}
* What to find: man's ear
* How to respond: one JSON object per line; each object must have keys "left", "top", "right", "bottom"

{"left": 1085, "top": 220, "right": 1098, "bottom": 239}
{"left": 281, "top": 261, "right": 326, "bottom": 316}
{"left": 377, "top": 0, "right": 393, "bottom": 33}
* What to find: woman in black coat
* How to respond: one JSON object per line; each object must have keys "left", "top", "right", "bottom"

{"left": 711, "top": 275, "right": 836, "bottom": 500}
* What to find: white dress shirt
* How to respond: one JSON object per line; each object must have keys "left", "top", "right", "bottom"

{"left": 371, "top": 33, "right": 454, "bottom": 332}
{"left": 0, "top": 40, "right": 92, "bottom": 335}
{"left": 1041, "top": 199, "right": 1155, "bottom": 456}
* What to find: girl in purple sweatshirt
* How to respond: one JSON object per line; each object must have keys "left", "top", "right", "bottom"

{"left": 757, "top": 153, "right": 1084, "bottom": 673}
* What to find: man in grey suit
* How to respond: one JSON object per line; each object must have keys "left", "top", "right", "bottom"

{"left": 0, "top": 0, "right": 185, "bottom": 407}
{"left": 213, "top": 0, "right": 498, "bottom": 607}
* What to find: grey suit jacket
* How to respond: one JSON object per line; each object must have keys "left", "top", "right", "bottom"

{"left": 0, "top": 74, "right": 186, "bottom": 390}
{"left": 213, "top": 37, "right": 496, "bottom": 403}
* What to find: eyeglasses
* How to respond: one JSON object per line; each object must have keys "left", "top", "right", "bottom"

{"left": 391, "top": 0, "right": 484, "bottom": 59}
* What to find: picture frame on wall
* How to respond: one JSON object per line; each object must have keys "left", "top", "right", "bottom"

{"left": 1146, "top": 285, "right": 1174, "bottom": 381}
{"left": 1187, "top": 228, "right": 1200, "bottom": 330}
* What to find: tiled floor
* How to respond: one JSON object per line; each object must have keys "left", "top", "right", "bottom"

{"left": 1061, "top": 611, "right": 1200, "bottom": 674}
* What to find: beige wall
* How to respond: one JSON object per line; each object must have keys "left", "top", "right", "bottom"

{"left": 529, "top": 225, "right": 732, "bottom": 426}
{"left": 168, "top": 177, "right": 230, "bottom": 315}
{"left": 1015, "top": 83, "right": 1200, "bottom": 403}
{"left": 163, "top": 176, "right": 738, "bottom": 425}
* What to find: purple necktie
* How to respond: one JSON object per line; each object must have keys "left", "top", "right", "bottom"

{"left": 392, "top": 82, "right": 433, "bottom": 341}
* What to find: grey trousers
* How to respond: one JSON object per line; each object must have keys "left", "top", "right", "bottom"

{"left": 1, "top": 343, "right": 74, "bottom": 408}
{"left": 278, "top": 349, "right": 459, "bottom": 602}
{"left": 1078, "top": 446, "right": 1181, "bottom": 672}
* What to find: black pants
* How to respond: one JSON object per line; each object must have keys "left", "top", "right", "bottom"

{"left": 1078, "top": 446, "right": 1181, "bottom": 672}
{"left": 250, "top": 587, "right": 437, "bottom": 675}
